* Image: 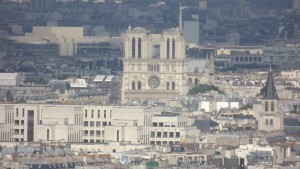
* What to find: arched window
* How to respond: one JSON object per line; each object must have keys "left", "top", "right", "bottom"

{"left": 167, "top": 39, "right": 170, "bottom": 59}
{"left": 271, "top": 101, "right": 275, "bottom": 112}
{"left": 138, "top": 81, "right": 141, "bottom": 90}
{"left": 167, "top": 82, "right": 169, "bottom": 90}
{"left": 270, "top": 119, "right": 273, "bottom": 125}
{"left": 265, "top": 101, "right": 269, "bottom": 111}
{"left": 132, "top": 38, "right": 135, "bottom": 59}
{"left": 265, "top": 119, "right": 269, "bottom": 125}
{"left": 132, "top": 81, "right": 136, "bottom": 90}
{"left": 172, "top": 39, "right": 175, "bottom": 59}
{"left": 195, "top": 78, "right": 199, "bottom": 85}
{"left": 172, "top": 82, "right": 175, "bottom": 90}
{"left": 188, "top": 78, "right": 192, "bottom": 84}
{"left": 138, "top": 38, "right": 141, "bottom": 59}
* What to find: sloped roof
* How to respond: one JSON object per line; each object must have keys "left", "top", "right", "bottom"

{"left": 263, "top": 70, "right": 279, "bottom": 100}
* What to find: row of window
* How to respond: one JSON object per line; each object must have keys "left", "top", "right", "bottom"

{"left": 15, "top": 120, "right": 25, "bottom": 126}
{"left": 265, "top": 119, "right": 274, "bottom": 125}
{"left": 166, "top": 39, "right": 176, "bottom": 59}
{"left": 84, "top": 109, "right": 111, "bottom": 119}
{"left": 265, "top": 101, "right": 275, "bottom": 112}
{"left": 150, "top": 141, "right": 179, "bottom": 145}
{"left": 132, "top": 81, "right": 142, "bottom": 90}
{"left": 16, "top": 108, "right": 25, "bottom": 117}
{"left": 153, "top": 122, "right": 176, "bottom": 127}
{"left": 83, "top": 139, "right": 103, "bottom": 143}
{"left": 151, "top": 131, "right": 180, "bottom": 138}
{"left": 83, "top": 121, "right": 110, "bottom": 127}
{"left": 83, "top": 130, "right": 104, "bottom": 137}
{"left": 132, "top": 38, "right": 142, "bottom": 59}
{"left": 14, "top": 129, "right": 24, "bottom": 135}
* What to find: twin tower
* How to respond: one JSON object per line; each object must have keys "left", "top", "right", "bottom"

{"left": 122, "top": 26, "right": 188, "bottom": 103}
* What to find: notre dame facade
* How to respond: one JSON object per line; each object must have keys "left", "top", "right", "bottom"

{"left": 121, "top": 26, "right": 188, "bottom": 103}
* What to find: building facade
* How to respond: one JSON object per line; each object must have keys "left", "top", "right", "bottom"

{"left": 122, "top": 26, "right": 188, "bottom": 103}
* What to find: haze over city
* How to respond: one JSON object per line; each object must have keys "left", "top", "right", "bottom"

{"left": 0, "top": 0, "right": 300, "bottom": 169}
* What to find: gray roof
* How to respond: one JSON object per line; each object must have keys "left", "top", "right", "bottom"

{"left": 263, "top": 70, "right": 279, "bottom": 100}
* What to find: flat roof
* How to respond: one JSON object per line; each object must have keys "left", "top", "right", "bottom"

{"left": 0, "top": 73, "right": 19, "bottom": 79}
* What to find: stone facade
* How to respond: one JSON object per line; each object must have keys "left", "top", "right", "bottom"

{"left": 122, "top": 26, "right": 188, "bottom": 103}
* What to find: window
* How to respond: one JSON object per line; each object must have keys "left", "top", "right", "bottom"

{"left": 172, "top": 39, "right": 175, "bottom": 59}
{"left": 271, "top": 101, "right": 275, "bottom": 111}
{"left": 103, "top": 121, "right": 107, "bottom": 127}
{"left": 172, "top": 82, "right": 175, "bottom": 90}
{"left": 138, "top": 81, "right": 141, "bottom": 90}
{"left": 159, "top": 122, "right": 164, "bottom": 127}
{"left": 90, "top": 131, "right": 94, "bottom": 136}
{"left": 167, "top": 82, "right": 169, "bottom": 90}
{"left": 157, "top": 132, "right": 161, "bottom": 138}
{"left": 84, "top": 130, "right": 88, "bottom": 136}
{"left": 90, "top": 121, "right": 95, "bottom": 127}
{"left": 91, "top": 110, "right": 94, "bottom": 118}
{"left": 167, "top": 39, "right": 170, "bottom": 59}
{"left": 265, "top": 119, "right": 269, "bottom": 125}
{"left": 169, "top": 132, "right": 174, "bottom": 138}
{"left": 138, "top": 38, "right": 141, "bottom": 59}
{"left": 84, "top": 121, "right": 88, "bottom": 127}
{"left": 163, "top": 132, "right": 168, "bottom": 138}
{"left": 104, "top": 110, "right": 106, "bottom": 118}
{"left": 96, "top": 121, "right": 101, "bottom": 127}
{"left": 22, "top": 108, "right": 24, "bottom": 117}
{"left": 176, "top": 132, "right": 180, "bottom": 138}
{"left": 98, "top": 110, "right": 100, "bottom": 118}
{"left": 153, "top": 122, "right": 157, "bottom": 127}
{"left": 16, "top": 108, "right": 18, "bottom": 117}
{"left": 96, "top": 130, "right": 101, "bottom": 136}
{"left": 163, "top": 141, "right": 168, "bottom": 145}
{"left": 85, "top": 110, "right": 87, "bottom": 118}
{"left": 132, "top": 38, "right": 135, "bottom": 58}
{"left": 132, "top": 81, "right": 136, "bottom": 90}
{"left": 270, "top": 119, "right": 273, "bottom": 125}
{"left": 195, "top": 78, "right": 199, "bottom": 85}
{"left": 265, "top": 101, "right": 269, "bottom": 111}
{"left": 151, "top": 132, "right": 155, "bottom": 137}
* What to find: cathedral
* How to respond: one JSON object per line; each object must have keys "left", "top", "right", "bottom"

{"left": 258, "top": 69, "right": 283, "bottom": 131}
{"left": 121, "top": 26, "right": 188, "bottom": 103}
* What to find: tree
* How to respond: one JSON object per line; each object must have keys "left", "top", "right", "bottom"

{"left": 188, "top": 84, "right": 223, "bottom": 95}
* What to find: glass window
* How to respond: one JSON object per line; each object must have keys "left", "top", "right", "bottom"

{"left": 176, "top": 132, "right": 180, "bottom": 138}
{"left": 151, "top": 132, "right": 155, "bottom": 137}
{"left": 84, "top": 121, "right": 88, "bottom": 127}
{"left": 163, "top": 132, "right": 168, "bottom": 138}
{"left": 96, "top": 121, "right": 101, "bottom": 127}
{"left": 132, "top": 38, "right": 135, "bottom": 58}
{"left": 90, "top": 121, "right": 95, "bottom": 127}
{"left": 157, "top": 132, "right": 161, "bottom": 138}
{"left": 169, "top": 132, "right": 174, "bottom": 138}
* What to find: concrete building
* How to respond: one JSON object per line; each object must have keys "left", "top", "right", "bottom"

{"left": 9, "top": 26, "right": 122, "bottom": 56}
{"left": 293, "top": 0, "right": 300, "bottom": 10}
{"left": 0, "top": 73, "right": 21, "bottom": 86}
{"left": 183, "top": 17, "right": 200, "bottom": 44}
{"left": 122, "top": 26, "right": 188, "bottom": 103}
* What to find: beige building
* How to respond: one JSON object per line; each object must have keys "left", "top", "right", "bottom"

{"left": 258, "top": 71, "right": 284, "bottom": 131}
{"left": 122, "top": 26, "right": 188, "bottom": 103}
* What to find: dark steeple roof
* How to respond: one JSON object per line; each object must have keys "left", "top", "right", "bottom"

{"left": 263, "top": 69, "right": 279, "bottom": 100}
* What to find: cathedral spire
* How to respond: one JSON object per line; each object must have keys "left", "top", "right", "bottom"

{"left": 179, "top": 2, "right": 183, "bottom": 31}
{"left": 263, "top": 69, "right": 279, "bottom": 100}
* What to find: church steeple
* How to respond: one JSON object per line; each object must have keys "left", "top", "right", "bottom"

{"left": 263, "top": 69, "right": 279, "bottom": 100}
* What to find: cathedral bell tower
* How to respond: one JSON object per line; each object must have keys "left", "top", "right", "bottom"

{"left": 121, "top": 26, "right": 188, "bottom": 103}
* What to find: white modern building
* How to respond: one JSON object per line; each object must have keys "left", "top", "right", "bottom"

{"left": 0, "top": 73, "right": 21, "bottom": 86}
